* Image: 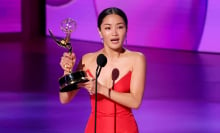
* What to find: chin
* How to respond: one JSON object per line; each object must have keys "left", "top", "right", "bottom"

{"left": 110, "top": 46, "right": 123, "bottom": 51}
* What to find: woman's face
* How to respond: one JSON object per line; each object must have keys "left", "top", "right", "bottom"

{"left": 99, "top": 14, "right": 127, "bottom": 50}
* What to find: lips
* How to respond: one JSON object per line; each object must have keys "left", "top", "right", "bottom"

{"left": 111, "top": 38, "right": 120, "bottom": 44}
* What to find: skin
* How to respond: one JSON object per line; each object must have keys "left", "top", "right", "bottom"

{"left": 59, "top": 14, "right": 146, "bottom": 109}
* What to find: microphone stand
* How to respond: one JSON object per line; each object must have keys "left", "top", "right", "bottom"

{"left": 95, "top": 66, "right": 101, "bottom": 133}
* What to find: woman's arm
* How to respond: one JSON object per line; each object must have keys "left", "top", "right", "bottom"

{"left": 98, "top": 52, "right": 146, "bottom": 109}
{"left": 59, "top": 52, "right": 81, "bottom": 104}
{"left": 59, "top": 90, "right": 80, "bottom": 104}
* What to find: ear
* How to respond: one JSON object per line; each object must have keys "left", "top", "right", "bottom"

{"left": 97, "top": 28, "right": 103, "bottom": 39}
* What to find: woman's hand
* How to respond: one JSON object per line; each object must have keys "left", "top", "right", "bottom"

{"left": 60, "top": 52, "right": 76, "bottom": 75}
{"left": 78, "top": 77, "right": 97, "bottom": 95}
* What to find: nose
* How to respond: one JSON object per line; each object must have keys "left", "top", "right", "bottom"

{"left": 112, "top": 27, "right": 118, "bottom": 36}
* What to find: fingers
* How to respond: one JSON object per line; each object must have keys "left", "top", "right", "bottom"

{"left": 60, "top": 52, "right": 76, "bottom": 73}
{"left": 78, "top": 78, "right": 96, "bottom": 95}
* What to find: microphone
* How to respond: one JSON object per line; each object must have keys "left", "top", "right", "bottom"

{"left": 94, "top": 53, "right": 107, "bottom": 133}
{"left": 96, "top": 54, "right": 107, "bottom": 78}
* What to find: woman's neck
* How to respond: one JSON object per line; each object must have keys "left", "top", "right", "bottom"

{"left": 101, "top": 47, "right": 125, "bottom": 59}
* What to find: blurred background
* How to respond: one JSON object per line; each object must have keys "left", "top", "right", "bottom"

{"left": 1, "top": 0, "right": 220, "bottom": 52}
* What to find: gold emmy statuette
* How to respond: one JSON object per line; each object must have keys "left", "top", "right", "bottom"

{"left": 48, "top": 18, "right": 88, "bottom": 92}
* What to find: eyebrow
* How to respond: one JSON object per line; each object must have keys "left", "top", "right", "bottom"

{"left": 103, "top": 23, "right": 125, "bottom": 26}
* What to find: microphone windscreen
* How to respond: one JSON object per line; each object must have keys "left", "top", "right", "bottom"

{"left": 97, "top": 54, "right": 107, "bottom": 67}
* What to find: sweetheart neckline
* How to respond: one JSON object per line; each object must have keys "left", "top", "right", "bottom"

{"left": 86, "top": 69, "right": 131, "bottom": 86}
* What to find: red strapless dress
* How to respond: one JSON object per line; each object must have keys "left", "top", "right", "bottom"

{"left": 84, "top": 70, "right": 139, "bottom": 133}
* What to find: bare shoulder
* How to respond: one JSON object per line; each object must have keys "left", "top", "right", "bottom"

{"left": 126, "top": 50, "right": 146, "bottom": 63}
{"left": 82, "top": 50, "right": 100, "bottom": 62}
{"left": 125, "top": 50, "right": 146, "bottom": 82}
{"left": 81, "top": 51, "right": 102, "bottom": 70}
{"left": 82, "top": 52, "right": 96, "bottom": 62}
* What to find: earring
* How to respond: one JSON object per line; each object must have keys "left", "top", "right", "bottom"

{"left": 124, "top": 35, "right": 127, "bottom": 46}
{"left": 101, "top": 38, "right": 103, "bottom": 43}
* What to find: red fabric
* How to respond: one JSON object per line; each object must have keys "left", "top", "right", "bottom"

{"left": 85, "top": 70, "right": 139, "bottom": 133}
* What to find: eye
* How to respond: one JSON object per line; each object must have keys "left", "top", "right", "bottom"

{"left": 104, "top": 27, "right": 111, "bottom": 30}
{"left": 118, "top": 25, "right": 125, "bottom": 29}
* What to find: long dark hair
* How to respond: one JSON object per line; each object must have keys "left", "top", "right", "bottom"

{"left": 97, "top": 7, "right": 128, "bottom": 30}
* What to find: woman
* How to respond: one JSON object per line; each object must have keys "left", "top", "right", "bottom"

{"left": 59, "top": 7, "right": 146, "bottom": 133}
